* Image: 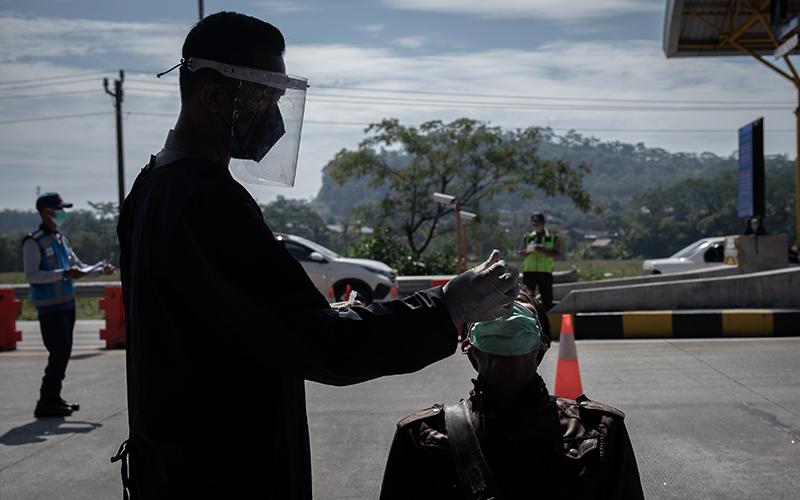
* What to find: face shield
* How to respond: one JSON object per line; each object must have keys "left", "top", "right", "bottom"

{"left": 185, "top": 57, "right": 308, "bottom": 187}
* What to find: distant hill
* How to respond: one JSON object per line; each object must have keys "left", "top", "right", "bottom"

{"left": 313, "top": 129, "right": 736, "bottom": 228}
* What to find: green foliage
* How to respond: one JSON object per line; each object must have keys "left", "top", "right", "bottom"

{"left": 326, "top": 118, "right": 593, "bottom": 256}
{"left": 0, "top": 209, "right": 39, "bottom": 234}
{"left": 609, "top": 158, "right": 796, "bottom": 257}
{"left": 348, "top": 227, "right": 456, "bottom": 275}
{"left": 61, "top": 201, "right": 120, "bottom": 265}
{"left": 0, "top": 202, "right": 120, "bottom": 271}
{"left": 0, "top": 233, "right": 22, "bottom": 272}
{"left": 260, "top": 196, "right": 332, "bottom": 247}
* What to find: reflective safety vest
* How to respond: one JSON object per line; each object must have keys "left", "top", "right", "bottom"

{"left": 522, "top": 232, "right": 557, "bottom": 273}
{"left": 24, "top": 229, "right": 75, "bottom": 310}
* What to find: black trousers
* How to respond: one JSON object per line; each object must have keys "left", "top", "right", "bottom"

{"left": 523, "top": 272, "right": 554, "bottom": 310}
{"left": 38, "top": 307, "right": 76, "bottom": 400}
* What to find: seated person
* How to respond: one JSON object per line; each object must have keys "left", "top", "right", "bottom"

{"left": 379, "top": 286, "right": 644, "bottom": 500}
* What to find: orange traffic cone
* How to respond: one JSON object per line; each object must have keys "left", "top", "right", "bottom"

{"left": 553, "top": 313, "right": 584, "bottom": 400}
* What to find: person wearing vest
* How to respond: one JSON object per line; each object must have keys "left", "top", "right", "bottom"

{"left": 379, "top": 286, "right": 644, "bottom": 500}
{"left": 22, "top": 192, "right": 114, "bottom": 418}
{"left": 519, "top": 212, "right": 560, "bottom": 309}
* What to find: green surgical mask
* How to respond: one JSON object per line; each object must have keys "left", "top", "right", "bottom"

{"left": 469, "top": 301, "right": 543, "bottom": 356}
{"left": 53, "top": 211, "right": 67, "bottom": 226}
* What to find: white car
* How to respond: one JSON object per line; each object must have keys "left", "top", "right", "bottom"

{"left": 642, "top": 237, "right": 731, "bottom": 275}
{"left": 276, "top": 233, "right": 398, "bottom": 303}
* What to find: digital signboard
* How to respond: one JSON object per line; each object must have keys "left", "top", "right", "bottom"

{"left": 737, "top": 118, "right": 765, "bottom": 219}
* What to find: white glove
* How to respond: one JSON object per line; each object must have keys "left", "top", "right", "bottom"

{"left": 442, "top": 250, "right": 520, "bottom": 323}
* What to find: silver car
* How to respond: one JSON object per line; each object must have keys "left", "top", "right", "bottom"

{"left": 642, "top": 237, "right": 730, "bottom": 275}
{"left": 276, "top": 233, "right": 398, "bottom": 303}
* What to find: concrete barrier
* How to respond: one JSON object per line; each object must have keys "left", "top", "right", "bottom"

{"left": 571, "top": 309, "right": 800, "bottom": 339}
{"left": 553, "top": 267, "right": 800, "bottom": 313}
{"left": 553, "top": 265, "right": 738, "bottom": 301}
{"left": 399, "top": 269, "right": 578, "bottom": 296}
{"left": 3, "top": 281, "right": 118, "bottom": 300}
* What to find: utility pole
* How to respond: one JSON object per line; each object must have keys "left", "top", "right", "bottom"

{"left": 104, "top": 70, "right": 125, "bottom": 210}
{"left": 198, "top": 0, "right": 204, "bottom": 20}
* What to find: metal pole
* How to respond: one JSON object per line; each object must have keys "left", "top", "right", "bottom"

{"left": 796, "top": 86, "right": 800, "bottom": 248}
{"left": 455, "top": 202, "right": 463, "bottom": 273}
{"left": 198, "top": 0, "right": 204, "bottom": 20}
{"left": 115, "top": 71, "right": 125, "bottom": 210}
{"left": 461, "top": 217, "right": 468, "bottom": 271}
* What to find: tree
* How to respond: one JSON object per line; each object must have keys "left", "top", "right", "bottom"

{"left": 62, "top": 201, "right": 120, "bottom": 265}
{"left": 608, "top": 156, "right": 796, "bottom": 258}
{"left": 260, "top": 196, "right": 332, "bottom": 247}
{"left": 327, "top": 118, "right": 593, "bottom": 256}
{"left": 0, "top": 233, "right": 22, "bottom": 273}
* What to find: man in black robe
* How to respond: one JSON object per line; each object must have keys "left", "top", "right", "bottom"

{"left": 115, "top": 11, "right": 519, "bottom": 500}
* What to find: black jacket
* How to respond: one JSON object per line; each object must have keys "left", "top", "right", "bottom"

{"left": 117, "top": 158, "right": 458, "bottom": 499}
{"left": 380, "top": 376, "right": 644, "bottom": 500}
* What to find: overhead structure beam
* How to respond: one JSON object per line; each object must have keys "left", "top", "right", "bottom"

{"left": 665, "top": 0, "right": 800, "bottom": 248}
{"left": 686, "top": 5, "right": 794, "bottom": 81}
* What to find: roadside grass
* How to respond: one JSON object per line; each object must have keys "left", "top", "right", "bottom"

{"left": 465, "top": 259, "right": 644, "bottom": 282}
{"left": 2, "top": 271, "right": 116, "bottom": 320}
{"left": 554, "top": 259, "right": 644, "bottom": 281}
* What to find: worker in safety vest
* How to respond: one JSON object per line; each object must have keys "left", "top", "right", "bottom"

{"left": 22, "top": 192, "right": 114, "bottom": 418}
{"left": 518, "top": 213, "right": 560, "bottom": 309}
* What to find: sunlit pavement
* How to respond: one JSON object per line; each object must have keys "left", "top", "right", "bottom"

{"left": 2, "top": 321, "right": 799, "bottom": 499}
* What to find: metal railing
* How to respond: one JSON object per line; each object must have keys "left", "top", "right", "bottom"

{"left": 3, "top": 269, "right": 580, "bottom": 300}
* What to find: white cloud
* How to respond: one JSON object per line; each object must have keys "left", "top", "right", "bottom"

{"left": 394, "top": 35, "right": 428, "bottom": 49}
{"left": 381, "top": 0, "right": 662, "bottom": 20}
{"left": 0, "top": 14, "right": 795, "bottom": 210}
{"left": 253, "top": 1, "right": 315, "bottom": 14}
{"left": 357, "top": 23, "right": 385, "bottom": 33}
{"left": 0, "top": 14, "right": 185, "bottom": 66}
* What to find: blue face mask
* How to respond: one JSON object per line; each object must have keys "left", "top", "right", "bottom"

{"left": 53, "top": 210, "right": 67, "bottom": 226}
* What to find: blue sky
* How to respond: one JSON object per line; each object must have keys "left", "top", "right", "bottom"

{"left": 0, "top": 0, "right": 795, "bottom": 209}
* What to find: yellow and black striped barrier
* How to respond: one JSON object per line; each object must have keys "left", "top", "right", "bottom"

{"left": 547, "top": 310, "right": 800, "bottom": 339}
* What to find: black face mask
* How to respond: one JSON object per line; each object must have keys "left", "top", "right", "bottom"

{"left": 230, "top": 100, "right": 286, "bottom": 162}
{"left": 219, "top": 85, "right": 286, "bottom": 162}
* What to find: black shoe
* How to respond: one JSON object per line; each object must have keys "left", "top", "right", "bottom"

{"left": 58, "top": 398, "right": 80, "bottom": 412}
{"left": 34, "top": 399, "right": 74, "bottom": 418}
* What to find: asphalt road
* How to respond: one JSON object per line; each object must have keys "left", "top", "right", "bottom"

{"left": 1, "top": 321, "right": 799, "bottom": 499}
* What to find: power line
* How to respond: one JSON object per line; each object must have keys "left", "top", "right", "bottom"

{"left": 126, "top": 72, "right": 796, "bottom": 106}
{"left": 308, "top": 92, "right": 789, "bottom": 111}
{"left": 126, "top": 78, "right": 178, "bottom": 87}
{"left": 307, "top": 95, "right": 789, "bottom": 112}
{"left": 0, "top": 68, "right": 792, "bottom": 108}
{"left": 312, "top": 83, "right": 794, "bottom": 106}
{"left": 0, "top": 89, "right": 101, "bottom": 101}
{"left": 123, "top": 112, "right": 793, "bottom": 133}
{"left": 0, "top": 111, "right": 111, "bottom": 125}
{"left": 125, "top": 86, "right": 179, "bottom": 94}
{"left": 0, "top": 70, "right": 109, "bottom": 87}
{"left": 0, "top": 76, "right": 108, "bottom": 93}
{"left": 121, "top": 86, "right": 791, "bottom": 112}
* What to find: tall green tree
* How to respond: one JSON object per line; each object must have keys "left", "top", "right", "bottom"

{"left": 260, "top": 196, "right": 332, "bottom": 247}
{"left": 327, "top": 118, "right": 593, "bottom": 256}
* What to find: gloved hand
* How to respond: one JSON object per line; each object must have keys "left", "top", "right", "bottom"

{"left": 442, "top": 250, "right": 520, "bottom": 323}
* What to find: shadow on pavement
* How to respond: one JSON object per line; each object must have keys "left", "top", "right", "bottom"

{"left": 0, "top": 418, "right": 103, "bottom": 446}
